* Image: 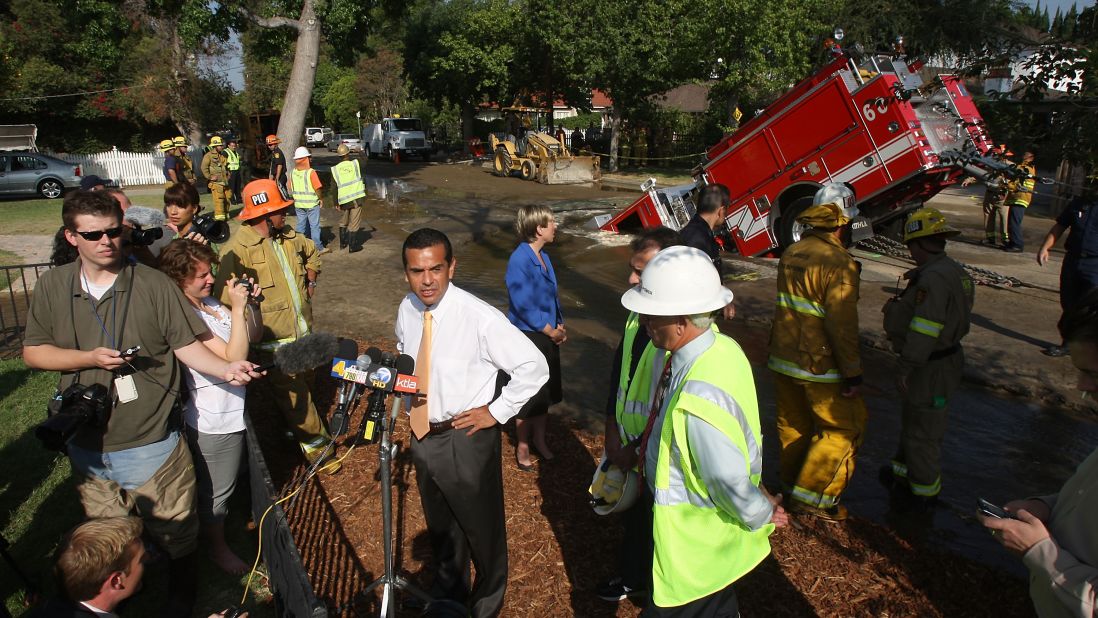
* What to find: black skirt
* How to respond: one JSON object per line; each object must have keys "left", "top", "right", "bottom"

{"left": 495, "top": 330, "right": 563, "bottom": 419}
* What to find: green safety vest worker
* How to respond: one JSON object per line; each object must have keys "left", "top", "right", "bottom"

{"left": 331, "top": 159, "right": 367, "bottom": 204}
{"left": 633, "top": 333, "right": 774, "bottom": 607}
{"left": 225, "top": 147, "right": 240, "bottom": 171}
{"left": 290, "top": 168, "right": 320, "bottom": 209}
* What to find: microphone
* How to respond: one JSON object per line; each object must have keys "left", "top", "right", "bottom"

{"left": 257, "top": 332, "right": 341, "bottom": 374}
{"left": 123, "top": 206, "right": 166, "bottom": 229}
{"left": 328, "top": 340, "right": 359, "bottom": 436}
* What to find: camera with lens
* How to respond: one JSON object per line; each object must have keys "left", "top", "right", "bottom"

{"left": 36, "top": 383, "right": 112, "bottom": 452}
{"left": 128, "top": 226, "right": 163, "bottom": 247}
{"left": 192, "top": 214, "right": 231, "bottom": 243}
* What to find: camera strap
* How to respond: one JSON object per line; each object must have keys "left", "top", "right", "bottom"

{"left": 68, "top": 263, "right": 136, "bottom": 402}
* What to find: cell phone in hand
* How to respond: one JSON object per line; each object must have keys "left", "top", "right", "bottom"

{"left": 978, "top": 497, "right": 1018, "bottom": 520}
{"left": 121, "top": 345, "right": 141, "bottom": 357}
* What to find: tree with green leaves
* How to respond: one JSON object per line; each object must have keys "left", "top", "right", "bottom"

{"left": 404, "top": 0, "right": 520, "bottom": 146}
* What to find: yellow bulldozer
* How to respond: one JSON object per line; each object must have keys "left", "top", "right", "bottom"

{"left": 489, "top": 131, "right": 601, "bottom": 185}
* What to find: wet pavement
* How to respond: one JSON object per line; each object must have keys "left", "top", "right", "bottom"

{"left": 348, "top": 171, "right": 1098, "bottom": 578}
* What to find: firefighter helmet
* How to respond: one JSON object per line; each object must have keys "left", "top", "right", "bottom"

{"left": 173, "top": 136, "right": 188, "bottom": 147}
{"left": 336, "top": 143, "right": 350, "bottom": 156}
{"left": 903, "top": 207, "right": 960, "bottom": 243}
{"left": 158, "top": 139, "right": 175, "bottom": 153}
{"left": 589, "top": 454, "right": 640, "bottom": 515}
{"left": 209, "top": 136, "right": 224, "bottom": 147}
{"left": 239, "top": 179, "right": 293, "bottom": 222}
{"left": 266, "top": 134, "right": 281, "bottom": 145}
{"left": 620, "top": 245, "right": 733, "bottom": 316}
{"left": 812, "top": 182, "right": 857, "bottom": 223}
{"left": 293, "top": 146, "right": 311, "bottom": 160}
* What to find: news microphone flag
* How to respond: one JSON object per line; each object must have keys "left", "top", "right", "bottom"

{"left": 331, "top": 358, "right": 419, "bottom": 394}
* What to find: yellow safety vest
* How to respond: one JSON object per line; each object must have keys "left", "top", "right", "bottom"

{"left": 332, "top": 159, "right": 367, "bottom": 204}
{"left": 290, "top": 168, "right": 319, "bottom": 209}
{"left": 644, "top": 334, "right": 774, "bottom": 607}
{"left": 225, "top": 148, "right": 240, "bottom": 171}
{"left": 1006, "top": 163, "right": 1037, "bottom": 208}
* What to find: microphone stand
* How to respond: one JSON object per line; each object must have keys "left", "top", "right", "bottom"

{"left": 350, "top": 394, "right": 432, "bottom": 616}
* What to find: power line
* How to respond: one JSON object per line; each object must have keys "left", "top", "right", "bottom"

{"left": 0, "top": 64, "right": 246, "bottom": 102}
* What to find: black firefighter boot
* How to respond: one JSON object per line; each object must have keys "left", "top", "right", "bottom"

{"left": 348, "top": 229, "right": 364, "bottom": 253}
{"left": 338, "top": 226, "right": 348, "bottom": 250}
{"left": 163, "top": 552, "right": 198, "bottom": 618}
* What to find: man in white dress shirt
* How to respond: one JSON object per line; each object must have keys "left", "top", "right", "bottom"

{"left": 395, "top": 227, "right": 549, "bottom": 618}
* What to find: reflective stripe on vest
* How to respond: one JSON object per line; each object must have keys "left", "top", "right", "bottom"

{"left": 225, "top": 148, "right": 240, "bottom": 171}
{"left": 651, "top": 335, "right": 773, "bottom": 607}
{"left": 766, "top": 355, "right": 843, "bottom": 383}
{"left": 332, "top": 159, "right": 367, "bottom": 204}
{"left": 269, "top": 239, "right": 310, "bottom": 341}
{"left": 776, "top": 292, "right": 825, "bottom": 318}
{"left": 290, "top": 168, "right": 319, "bottom": 209}
{"left": 617, "top": 342, "right": 666, "bottom": 449}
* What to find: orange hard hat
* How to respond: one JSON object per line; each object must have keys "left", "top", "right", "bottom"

{"left": 266, "top": 134, "right": 281, "bottom": 145}
{"left": 239, "top": 179, "right": 293, "bottom": 221}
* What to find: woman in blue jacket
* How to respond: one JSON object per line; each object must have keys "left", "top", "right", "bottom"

{"left": 505, "top": 204, "right": 566, "bottom": 470}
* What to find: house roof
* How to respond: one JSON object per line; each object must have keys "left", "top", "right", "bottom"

{"left": 651, "top": 83, "right": 712, "bottom": 113}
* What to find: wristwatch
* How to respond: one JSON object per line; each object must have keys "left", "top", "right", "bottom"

{"left": 306, "top": 280, "right": 317, "bottom": 288}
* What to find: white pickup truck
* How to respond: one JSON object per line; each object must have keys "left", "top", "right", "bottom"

{"left": 363, "top": 117, "right": 432, "bottom": 161}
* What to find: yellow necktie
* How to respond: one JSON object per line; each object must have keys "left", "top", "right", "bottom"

{"left": 410, "top": 310, "right": 432, "bottom": 440}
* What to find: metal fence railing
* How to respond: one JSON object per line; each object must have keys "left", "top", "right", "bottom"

{"left": 0, "top": 262, "right": 52, "bottom": 360}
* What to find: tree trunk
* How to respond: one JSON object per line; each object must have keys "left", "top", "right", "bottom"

{"left": 275, "top": 0, "right": 320, "bottom": 154}
{"left": 608, "top": 112, "right": 621, "bottom": 173}
{"left": 461, "top": 101, "right": 476, "bottom": 153}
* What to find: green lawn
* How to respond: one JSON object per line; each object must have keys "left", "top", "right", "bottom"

{"left": 0, "top": 358, "right": 274, "bottom": 617}
{"left": 0, "top": 187, "right": 228, "bottom": 237}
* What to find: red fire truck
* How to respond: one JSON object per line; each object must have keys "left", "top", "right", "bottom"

{"left": 599, "top": 50, "right": 1000, "bottom": 256}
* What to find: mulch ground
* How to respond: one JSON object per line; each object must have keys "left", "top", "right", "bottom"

{"left": 248, "top": 338, "right": 1035, "bottom": 618}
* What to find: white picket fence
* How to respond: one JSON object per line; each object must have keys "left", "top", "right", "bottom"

{"left": 43, "top": 147, "right": 204, "bottom": 187}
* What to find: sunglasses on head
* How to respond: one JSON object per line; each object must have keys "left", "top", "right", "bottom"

{"left": 73, "top": 227, "right": 124, "bottom": 241}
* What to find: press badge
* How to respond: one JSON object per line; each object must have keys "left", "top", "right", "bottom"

{"left": 114, "top": 375, "right": 138, "bottom": 403}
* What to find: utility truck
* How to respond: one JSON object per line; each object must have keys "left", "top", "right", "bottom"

{"left": 363, "top": 116, "right": 432, "bottom": 161}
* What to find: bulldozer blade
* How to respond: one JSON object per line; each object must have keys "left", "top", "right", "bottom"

{"left": 539, "top": 156, "right": 601, "bottom": 184}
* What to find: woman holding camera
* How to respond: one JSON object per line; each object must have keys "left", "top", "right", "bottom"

{"left": 503, "top": 204, "right": 566, "bottom": 470}
{"left": 159, "top": 239, "right": 261, "bottom": 574}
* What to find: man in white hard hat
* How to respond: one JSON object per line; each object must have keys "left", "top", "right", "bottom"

{"left": 287, "top": 146, "right": 329, "bottom": 254}
{"left": 621, "top": 245, "right": 786, "bottom": 615}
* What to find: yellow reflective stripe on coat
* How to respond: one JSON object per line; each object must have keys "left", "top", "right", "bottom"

{"left": 909, "top": 316, "right": 944, "bottom": 338}
{"left": 790, "top": 485, "right": 840, "bottom": 508}
{"left": 766, "top": 356, "right": 843, "bottom": 383}
{"left": 290, "top": 168, "right": 319, "bottom": 208}
{"left": 270, "top": 239, "right": 310, "bottom": 339}
{"left": 776, "top": 292, "right": 825, "bottom": 318}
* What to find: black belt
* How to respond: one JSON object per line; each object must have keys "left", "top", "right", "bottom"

{"left": 928, "top": 345, "right": 960, "bottom": 361}
{"left": 429, "top": 419, "right": 456, "bottom": 434}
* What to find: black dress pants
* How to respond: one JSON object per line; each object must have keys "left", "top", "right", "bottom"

{"left": 641, "top": 581, "right": 739, "bottom": 618}
{"left": 411, "top": 424, "right": 507, "bottom": 618}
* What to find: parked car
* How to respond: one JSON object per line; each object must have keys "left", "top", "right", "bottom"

{"left": 305, "top": 127, "right": 333, "bottom": 148}
{"left": 327, "top": 133, "right": 363, "bottom": 153}
{"left": 0, "top": 151, "right": 81, "bottom": 199}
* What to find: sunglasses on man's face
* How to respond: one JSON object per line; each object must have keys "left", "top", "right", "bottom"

{"left": 73, "top": 227, "right": 124, "bottom": 241}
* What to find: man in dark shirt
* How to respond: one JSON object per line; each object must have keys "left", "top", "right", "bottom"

{"left": 596, "top": 226, "right": 683, "bottom": 603}
{"left": 1037, "top": 178, "right": 1098, "bottom": 356}
{"left": 266, "top": 134, "right": 288, "bottom": 194}
{"left": 680, "top": 183, "right": 730, "bottom": 276}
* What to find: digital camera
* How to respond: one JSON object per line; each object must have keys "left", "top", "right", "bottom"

{"left": 191, "top": 214, "right": 231, "bottom": 243}
{"left": 36, "top": 383, "right": 112, "bottom": 452}
{"left": 128, "top": 226, "right": 163, "bottom": 247}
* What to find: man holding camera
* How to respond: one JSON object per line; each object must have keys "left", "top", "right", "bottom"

{"left": 22, "top": 190, "right": 263, "bottom": 618}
